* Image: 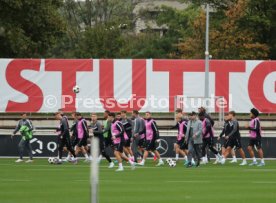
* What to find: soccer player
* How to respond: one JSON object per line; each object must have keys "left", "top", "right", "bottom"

{"left": 12, "top": 113, "right": 34, "bottom": 163}
{"left": 185, "top": 112, "right": 202, "bottom": 167}
{"left": 198, "top": 107, "right": 214, "bottom": 163}
{"left": 74, "top": 112, "right": 90, "bottom": 162}
{"left": 172, "top": 114, "right": 188, "bottom": 162}
{"left": 198, "top": 107, "right": 215, "bottom": 126}
{"left": 90, "top": 113, "right": 114, "bottom": 168}
{"left": 175, "top": 108, "right": 185, "bottom": 118}
{"left": 199, "top": 112, "right": 222, "bottom": 164}
{"left": 102, "top": 110, "right": 112, "bottom": 148}
{"left": 116, "top": 112, "right": 122, "bottom": 121}
{"left": 246, "top": 108, "right": 265, "bottom": 166}
{"left": 63, "top": 112, "right": 78, "bottom": 162}
{"left": 108, "top": 112, "right": 135, "bottom": 171}
{"left": 121, "top": 110, "right": 134, "bottom": 160}
{"left": 220, "top": 111, "right": 247, "bottom": 165}
{"left": 218, "top": 115, "right": 237, "bottom": 163}
{"left": 116, "top": 111, "right": 131, "bottom": 157}
{"left": 138, "top": 112, "right": 164, "bottom": 166}
{"left": 132, "top": 110, "right": 146, "bottom": 163}
{"left": 55, "top": 111, "right": 77, "bottom": 164}
{"left": 70, "top": 112, "right": 78, "bottom": 145}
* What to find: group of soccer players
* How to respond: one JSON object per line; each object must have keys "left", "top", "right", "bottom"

{"left": 12, "top": 107, "right": 265, "bottom": 169}
{"left": 57, "top": 109, "right": 163, "bottom": 171}
{"left": 173, "top": 107, "right": 265, "bottom": 167}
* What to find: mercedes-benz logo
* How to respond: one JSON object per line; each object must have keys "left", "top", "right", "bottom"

{"left": 156, "top": 139, "right": 168, "bottom": 156}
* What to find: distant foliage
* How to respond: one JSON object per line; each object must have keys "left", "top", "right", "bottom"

{"left": 0, "top": 0, "right": 274, "bottom": 59}
{"left": 0, "top": 0, "right": 65, "bottom": 58}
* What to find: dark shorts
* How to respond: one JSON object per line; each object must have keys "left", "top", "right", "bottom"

{"left": 93, "top": 135, "right": 105, "bottom": 151}
{"left": 97, "top": 136, "right": 105, "bottom": 152}
{"left": 124, "top": 139, "right": 131, "bottom": 147}
{"left": 77, "top": 137, "right": 87, "bottom": 147}
{"left": 203, "top": 137, "right": 215, "bottom": 147}
{"left": 99, "top": 140, "right": 106, "bottom": 153}
{"left": 138, "top": 138, "right": 145, "bottom": 148}
{"left": 248, "top": 138, "right": 262, "bottom": 149}
{"left": 105, "top": 138, "right": 113, "bottom": 148}
{"left": 226, "top": 137, "right": 242, "bottom": 149}
{"left": 72, "top": 138, "right": 79, "bottom": 147}
{"left": 222, "top": 138, "right": 228, "bottom": 148}
{"left": 113, "top": 142, "right": 124, "bottom": 153}
{"left": 176, "top": 138, "right": 188, "bottom": 150}
{"left": 145, "top": 140, "right": 156, "bottom": 151}
{"left": 58, "top": 135, "right": 72, "bottom": 149}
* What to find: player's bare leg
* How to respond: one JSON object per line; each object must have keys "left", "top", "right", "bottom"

{"left": 114, "top": 151, "right": 124, "bottom": 171}
{"left": 230, "top": 148, "right": 237, "bottom": 163}
{"left": 238, "top": 148, "right": 247, "bottom": 166}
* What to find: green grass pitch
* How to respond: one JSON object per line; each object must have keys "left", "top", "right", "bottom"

{"left": 0, "top": 159, "right": 276, "bottom": 203}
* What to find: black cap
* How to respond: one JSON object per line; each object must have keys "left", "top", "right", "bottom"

{"left": 250, "top": 108, "right": 259, "bottom": 117}
{"left": 54, "top": 109, "right": 64, "bottom": 116}
{"left": 175, "top": 108, "right": 183, "bottom": 113}
{"left": 198, "top": 112, "right": 205, "bottom": 117}
{"left": 75, "top": 112, "right": 81, "bottom": 116}
{"left": 189, "top": 111, "right": 197, "bottom": 116}
{"left": 108, "top": 112, "right": 116, "bottom": 117}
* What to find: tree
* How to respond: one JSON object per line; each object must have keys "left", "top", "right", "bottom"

{"left": 178, "top": 0, "right": 270, "bottom": 59}
{"left": 238, "top": 0, "right": 276, "bottom": 59}
{"left": 177, "top": 9, "right": 206, "bottom": 59}
{"left": 75, "top": 23, "right": 124, "bottom": 58}
{"left": 51, "top": 0, "right": 134, "bottom": 58}
{"left": 119, "top": 33, "right": 178, "bottom": 59}
{"left": 0, "top": 0, "right": 66, "bottom": 58}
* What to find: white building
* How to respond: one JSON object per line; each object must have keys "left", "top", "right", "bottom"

{"left": 133, "top": 0, "right": 188, "bottom": 36}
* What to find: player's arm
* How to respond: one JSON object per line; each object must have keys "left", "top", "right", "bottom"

{"left": 171, "top": 122, "right": 178, "bottom": 130}
{"left": 82, "top": 120, "right": 89, "bottom": 136}
{"left": 133, "top": 119, "right": 139, "bottom": 136}
{"left": 219, "top": 123, "right": 226, "bottom": 138}
{"left": 122, "top": 122, "right": 131, "bottom": 132}
{"left": 138, "top": 120, "right": 145, "bottom": 135}
{"left": 114, "top": 123, "right": 124, "bottom": 137}
{"left": 217, "top": 123, "right": 226, "bottom": 140}
{"left": 194, "top": 121, "right": 202, "bottom": 138}
{"left": 123, "top": 119, "right": 132, "bottom": 131}
{"left": 227, "top": 121, "right": 238, "bottom": 138}
{"left": 60, "top": 117, "right": 69, "bottom": 137}
{"left": 183, "top": 121, "right": 188, "bottom": 135}
{"left": 138, "top": 129, "right": 145, "bottom": 135}
{"left": 151, "top": 121, "right": 160, "bottom": 140}
{"left": 27, "top": 120, "right": 33, "bottom": 131}
{"left": 93, "top": 122, "right": 103, "bottom": 136}
{"left": 13, "top": 121, "right": 21, "bottom": 135}
{"left": 70, "top": 121, "right": 76, "bottom": 132}
{"left": 204, "top": 119, "right": 212, "bottom": 137}
{"left": 184, "top": 121, "right": 190, "bottom": 140}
